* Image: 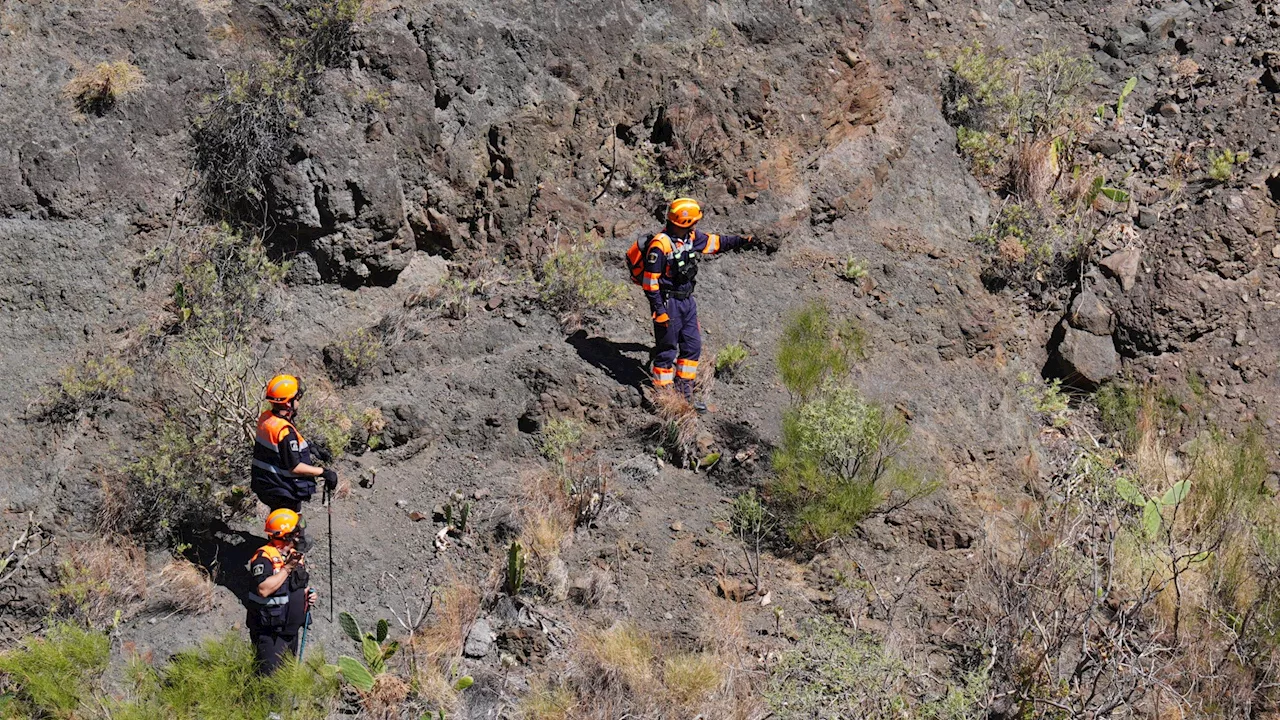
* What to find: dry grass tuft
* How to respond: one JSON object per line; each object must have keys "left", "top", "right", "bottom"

{"left": 416, "top": 580, "right": 481, "bottom": 661}
{"left": 652, "top": 387, "right": 700, "bottom": 464}
{"left": 155, "top": 558, "right": 216, "bottom": 614}
{"left": 414, "top": 661, "right": 458, "bottom": 714}
{"left": 520, "top": 678, "right": 576, "bottom": 720}
{"left": 518, "top": 470, "right": 576, "bottom": 581}
{"left": 54, "top": 539, "right": 148, "bottom": 628}
{"left": 1011, "top": 136, "right": 1059, "bottom": 203}
{"left": 663, "top": 652, "right": 722, "bottom": 707}
{"left": 364, "top": 673, "right": 411, "bottom": 719}
{"left": 574, "top": 623, "right": 658, "bottom": 706}
{"left": 64, "top": 61, "right": 145, "bottom": 114}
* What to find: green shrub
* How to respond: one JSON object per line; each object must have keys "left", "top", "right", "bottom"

{"left": 294, "top": 398, "right": 355, "bottom": 462}
{"left": 1018, "top": 372, "right": 1071, "bottom": 429}
{"left": 713, "top": 342, "right": 749, "bottom": 380}
{"left": 777, "top": 301, "right": 865, "bottom": 400}
{"left": 955, "top": 126, "right": 1006, "bottom": 176}
{"left": 193, "top": 60, "right": 309, "bottom": 223}
{"left": 1095, "top": 381, "right": 1140, "bottom": 448}
{"left": 103, "top": 420, "right": 244, "bottom": 548}
{"left": 121, "top": 634, "right": 337, "bottom": 720}
{"left": 288, "top": 0, "right": 369, "bottom": 70}
{"left": 771, "top": 381, "right": 934, "bottom": 542}
{"left": 323, "top": 327, "right": 383, "bottom": 386}
{"left": 971, "top": 203, "right": 1066, "bottom": 294}
{"left": 537, "top": 236, "right": 625, "bottom": 326}
{"left": 173, "top": 225, "right": 288, "bottom": 337}
{"left": 0, "top": 623, "right": 109, "bottom": 717}
{"left": 538, "top": 418, "right": 584, "bottom": 464}
{"left": 946, "top": 42, "right": 1015, "bottom": 131}
{"left": 195, "top": 2, "right": 368, "bottom": 223}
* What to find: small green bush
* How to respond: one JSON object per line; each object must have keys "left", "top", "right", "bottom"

{"left": 838, "top": 255, "right": 869, "bottom": 282}
{"left": 104, "top": 420, "right": 241, "bottom": 548}
{"left": 1207, "top": 148, "right": 1248, "bottom": 183}
{"left": 0, "top": 622, "right": 109, "bottom": 717}
{"left": 193, "top": 60, "right": 309, "bottom": 223}
{"left": 174, "top": 225, "right": 288, "bottom": 337}
{"left": 1095, "top": 381, "right": 1140, "bottom": 448}
{"left": 537, "top": 236, "right": 625, "bottom": 326}
{"left": 777, "top": 301, "right": 865, "bottom": 400}
{"left": 323, "top": 327, "right": 383, "bottom": 386}
{"left": 35, "top": 352, "right": 134, "bottom": 420}
{"left": 713, "top": 342, "right": 749, "bottom": 379}
{"left": 294, "top": 399, "right": 355, "bottom": 462}
{"left": 538, "top": 417, "right": 584, "bottom": 464}
{"left": 771, "top": 381, "right": 934, "bottom": 542}
{"left": 955, "top": 126, "right": 1006, "bottom": 176}
{"left": 1018, "top": 372, "right": 1071, "bottom": 429}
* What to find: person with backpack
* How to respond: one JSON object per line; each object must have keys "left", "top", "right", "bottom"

{"left": 625, "top": 198, "right": 755, "bottom": 411}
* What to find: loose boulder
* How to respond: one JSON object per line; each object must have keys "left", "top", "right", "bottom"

{"left": 1054, "top": 325, "right": 1121, "bottom": 388}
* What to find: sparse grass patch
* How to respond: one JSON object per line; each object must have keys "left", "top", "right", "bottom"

{"left": 323, "top": 327, "right": 383, "bottom": 386}
{"left": 651, "top": 387, "right": 700, "bottom": 466}
{"left": 766, "top": 616, "right": 986, "bottom": 719}
{"left": 713, "top": 342, "right": 749, "bottom": 380}
{"left": 777, "top": 300, "right": 865, "bottom": 400}
{"left": 64, "top": 60, "right": 145, "bottom": 114}
{"left": 520, "top": 679, "right": 576, "bottom": 720}
{"left": 53, "top": 539, "right": 148, "bottom": 629}
{"left": 33, "top": 351, "right": 134, "bottom": 421}
{"left": 156, "top": 558, "right": 217, "bottom": 615}
{"left": 415, "top": 581, "right": 480, "bottom": 661}
{"left": 577, "top": 623, "right": 657, "bottom": 701}
{"left": 537, "top": 235, "right": 626, "bottom": 328}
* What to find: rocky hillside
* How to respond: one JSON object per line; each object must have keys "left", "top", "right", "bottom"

{"left": 0, "top": 0, "right": 1277, "bottom": 717}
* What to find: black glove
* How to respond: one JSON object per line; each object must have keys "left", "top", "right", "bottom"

{"left": 321, "top": 468, "right": 338, "bottom": 492}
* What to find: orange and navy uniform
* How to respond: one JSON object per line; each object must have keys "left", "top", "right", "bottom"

{"left": 245, "top": 543, "right": 309, "bottom": 673}
{"left": 251, "top": 411, "right": 316, "bottom": 507}
{"left": 641, "top": 229, "right": 748, "bottom": 391}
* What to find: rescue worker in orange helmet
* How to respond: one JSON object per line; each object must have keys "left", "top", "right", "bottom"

{"left": 245, "top": 509, "right": 316, "bottom": 675}
{"left": 631, "top": 198, "right": 754, "bottom": 411}
{"left": 251, "top": 375, "right": 337, "bottom": 548}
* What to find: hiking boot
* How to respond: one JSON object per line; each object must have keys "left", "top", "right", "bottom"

{"left": 692, "top": 400, "right": 708, "bottom": 415}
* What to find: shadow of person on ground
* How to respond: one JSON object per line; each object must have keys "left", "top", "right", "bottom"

{"left": 188, "top": 519, "right": 261, "bottom": 606}
{"left": 565, "top": 329, "right": 650, "bottom": 389}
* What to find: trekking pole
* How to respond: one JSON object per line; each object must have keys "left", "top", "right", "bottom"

{"left": 299, "top": 609, "right": 311, "bottom": 661}
{"left": 326, "top": 487, "right": 335, "bottom": 623}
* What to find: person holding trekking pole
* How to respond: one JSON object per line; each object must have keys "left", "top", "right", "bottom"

{"left": 245, "top": 509, "right": 317, "bottom": 675}
{"left": 251, "top": 374, "right": 340, "bottom": 551}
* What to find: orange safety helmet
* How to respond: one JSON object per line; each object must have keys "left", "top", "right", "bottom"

{"left": 667, "top": 198, "right": 703, "bottom": 228}
{"left": 265, "top": 508, "right": 300, "bottom": 539}
{"left": 264, "top": 374, "right": 303, "bottom": 406}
